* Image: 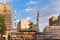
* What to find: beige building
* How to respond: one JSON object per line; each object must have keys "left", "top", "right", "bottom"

{"left": 0, "top": 3, "right": 12, "bottom": 36}
{"left": 17, "top": 19, "right": 30, "bottom": 31}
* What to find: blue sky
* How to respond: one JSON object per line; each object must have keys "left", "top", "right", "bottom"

{"left": 0, "top": 0, "right": 60, "bottom": 32}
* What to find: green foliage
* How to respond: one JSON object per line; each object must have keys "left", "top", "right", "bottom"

{"left": 0, "top": 14, "right": 6, "bottom": 35}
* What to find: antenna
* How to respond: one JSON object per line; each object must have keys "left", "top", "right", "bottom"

{"left": 3, "top": 0, "right": 6, "bottom": 4}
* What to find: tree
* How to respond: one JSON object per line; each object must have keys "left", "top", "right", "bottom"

{"left": 0, "top": 14, "right": 6, "bottom": 35}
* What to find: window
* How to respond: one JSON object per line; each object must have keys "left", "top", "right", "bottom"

{"left": 4, "top": 7, "right": 7, "bottom": 12}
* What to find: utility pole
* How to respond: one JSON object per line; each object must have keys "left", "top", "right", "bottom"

{"left": 36, "top": 11, "right": 39, "bottom": 32}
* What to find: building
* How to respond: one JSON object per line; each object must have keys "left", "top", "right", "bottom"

{"left": 44, "top": 26, "right": 60, "bottom": 40}
{"left": 49, "top": 14, "right": 60, "bottom": 26}
{"left": 49, "top": 16, "right": 56, "bottom": 26}
{"left": 17, "top": 19, "right": 30, "bottom": 31}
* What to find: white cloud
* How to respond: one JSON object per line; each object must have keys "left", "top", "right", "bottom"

{"left": 24, "top": 7, "right": 38, "bottom": 13}
{"left": 26, "top": 1, "right": 37, "bottom": 5}
{"left": 25, "top": 8, "right": 33, "bottom": 12}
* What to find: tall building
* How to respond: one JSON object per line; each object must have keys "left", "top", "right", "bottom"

{"left": 0, "top": 0, "right": 12, "bottom": 35}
